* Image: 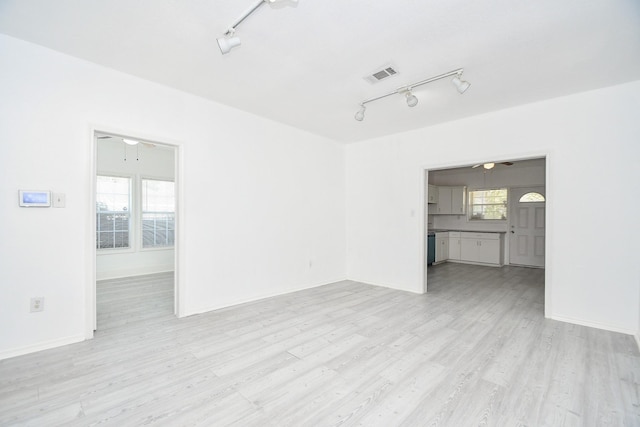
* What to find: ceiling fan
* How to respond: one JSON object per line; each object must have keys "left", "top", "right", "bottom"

{"left": 472, "top": 161, "right": 513, "bottom": 170}
{"left": 97, "top": 135, "right": 156, "bottom": 148}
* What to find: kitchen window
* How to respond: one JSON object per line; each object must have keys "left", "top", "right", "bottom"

{"left": 468, "top": 188, "right": 508, "bottom": 220}
{"left": 141, "top": 178, "right": 175, "bottom": 248}
{"left": 96, "top": 175, "right": 131, "bottom": 249}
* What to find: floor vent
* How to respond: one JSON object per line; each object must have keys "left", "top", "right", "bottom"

{"left": 364, "top": 64, "right": 399, "bottom": 84}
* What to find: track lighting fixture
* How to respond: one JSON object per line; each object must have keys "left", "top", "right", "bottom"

{"left": 452, "top": 75, "right": 471, "bottom": 94}
{"left": 217, "top": 32, "right": 242, "bottom": 55}
{"left": 217, "top": 0, "right": 298, "bottom": 55}
{"left": 354, "top": 68, "right": 470, "bottom": 121}
{"left": 405, "top": 91, "right": 418, "bottom": 107}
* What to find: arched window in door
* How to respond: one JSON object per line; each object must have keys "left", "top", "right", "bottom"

{"left": 519, "top": 192, "right": 545, "bottom": 203}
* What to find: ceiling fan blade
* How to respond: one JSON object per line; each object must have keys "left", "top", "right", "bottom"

{"left": 501, "top": 162, "right": 514, "bottom": 166}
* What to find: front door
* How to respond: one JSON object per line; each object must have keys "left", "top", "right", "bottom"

{"left": 509, "top": 186, "right": 545, "bottom": 267}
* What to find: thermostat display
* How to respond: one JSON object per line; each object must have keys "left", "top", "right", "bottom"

{"left": 19, "top": 190, "right": 51, "bottom": 207}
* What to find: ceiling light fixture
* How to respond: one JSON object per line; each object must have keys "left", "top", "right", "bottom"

{"left": 452, "top": 75, "right": 471, "bottom": 94}
{"left": 217, "top": 0, "right": 298, "bottom": 55}
{"left": 483, "top": 162, "right": 495, "bottom": 170}
{"left": 217, "top": 31, "right": 242, "bottom": 55}
{"left": 122, "top": 138, "right": 139, "bottom": 146}
{"left": 405, "top": 90, "right": 418, "bottom": 107}
{"left": 354, "top": 68, "right": 470, "bottom": 121}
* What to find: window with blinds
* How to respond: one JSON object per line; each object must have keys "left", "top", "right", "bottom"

{"left": 96, "top": 175, "right": 131, "bottom": 249}
{"left": 141, "top": 179, "right": 175, "bottom": 248}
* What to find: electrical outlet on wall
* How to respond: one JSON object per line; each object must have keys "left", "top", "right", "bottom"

{"left": 30, "top": 297, "right": 44, "bottom": 312}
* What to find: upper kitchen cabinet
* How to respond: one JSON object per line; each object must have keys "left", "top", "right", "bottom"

{"left": 427, "top": 185, "right": 438, "bottom": 204}
{"left": 435, "top": 186, "right": 466, "bottom": 215}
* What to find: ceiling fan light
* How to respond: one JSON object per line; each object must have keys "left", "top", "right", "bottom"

{"left": 354, "top": 105, "right": 366, "bottom": 121}
{"left": 483, "top": 162, "right": 495, "bottom": 170}
{"left": 123, "top": 138, "right": 139, "bottom": 146}
{"left": 405, "top": 91, "right": 418, "bottom": 107}
{"left": 217, "top": 35, "right": 241, "bottom": 54}
{"left": 452, "top": 75, "right": 470, "bottom": 94}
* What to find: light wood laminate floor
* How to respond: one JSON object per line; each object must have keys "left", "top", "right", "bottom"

{"left": 1, "top": 265, "right": 639, "bottom": 426}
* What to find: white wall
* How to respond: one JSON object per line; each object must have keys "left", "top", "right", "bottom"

{"left": 346, "top": 81, "right": 640, "bottom": 334}
{"left": 1, "top": 33, "right": 638, "bottom": 359}
{"left": 0, "top": 35, "right": 346, "bottom": 359}
{"left": 96, "top": 140, "right": 175, "bottom": 280}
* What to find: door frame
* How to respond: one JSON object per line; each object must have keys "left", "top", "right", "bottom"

{"left": 422, "top": 153, "right": 551, "bottom": 317}
{"left": 86, "top": 125, "right": 185, "bottom": 339}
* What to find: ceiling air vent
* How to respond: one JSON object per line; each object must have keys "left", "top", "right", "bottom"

{"left": 363, "top": 64, "right": 399, "bottom": 84}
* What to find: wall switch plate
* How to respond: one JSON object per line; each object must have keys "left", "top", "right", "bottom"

{"left": 30, "top": 297, "right": 44, "bottom": 312}
{"left": 52, "top": 193, "right": 65, "bottom": 208}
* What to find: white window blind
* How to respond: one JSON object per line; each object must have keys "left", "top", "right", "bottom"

{"left": 141, "top": 179, "right": 175, "bottom": 248}
{"left": 96, "top": 175, "right": 131, "bottom": 249}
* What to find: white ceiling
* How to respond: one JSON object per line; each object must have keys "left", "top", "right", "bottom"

{"left": 1, "top": 0, "right": 639, "bottom": 143}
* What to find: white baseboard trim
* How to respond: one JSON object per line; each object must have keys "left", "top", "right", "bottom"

{"left": 549, "top": 314, "right": 637, "bottom": 336}
{"left": 346, "top": 277, "right": 424, "bottom": 294}
{"left": 183, "top": 276, "right": 348, "bottom": 317}
{"left": 0, "top": 334, "right": 85, "bottom": 361}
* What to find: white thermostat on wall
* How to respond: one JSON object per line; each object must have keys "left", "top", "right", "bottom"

{"left": 19, "top": 190, "right": 51, "bottom": 207}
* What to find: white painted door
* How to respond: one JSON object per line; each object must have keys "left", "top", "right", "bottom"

{"left": 509, "top": 186, "right": 545, "bottom": 267}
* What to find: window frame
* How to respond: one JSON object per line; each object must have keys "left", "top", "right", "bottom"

{"left": 518, "top": 192, "right": 545, "bottom": 203}
{"left": 467, "top": 187, "right": 509, "bottom": 221}
{"left": 96, "top": 173, "right": 135, "bottom": 252}
{"left": 140, "top": 176, "right": 175, "bottom": 251}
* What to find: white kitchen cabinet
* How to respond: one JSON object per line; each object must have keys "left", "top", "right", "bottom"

{"left": 427, "top": 185, "right": 438, "bottom": 204}
{"left": 435, "top": 232, "right": 449, "bottom": 263}
{"left": 448, "top": 232, "right": 461, "bottom": 260}
{"left": 436, "top": 187, "right": 452, "bottom": 214}
{"left": 477, "top": 238, "right": 501, "bottom": 264}
{"left": 451, "top": 186, "right": 466, "bottom": 215}
{"left": 435, "top": 186, "right": 466, "bottom": 215}
{"left": 460, "top": 232, "right": 503, "bottom": 266}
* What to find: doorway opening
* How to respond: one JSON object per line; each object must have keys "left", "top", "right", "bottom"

{"left": 90, "top": 131, "right": 180, "bottom": 334}
{"left": 423, "top": 156, "right": 548, "bottom": 313}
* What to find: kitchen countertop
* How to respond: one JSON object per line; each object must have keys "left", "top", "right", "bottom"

{"left": 428, "top": 229, "right": 506, "bottom": 235}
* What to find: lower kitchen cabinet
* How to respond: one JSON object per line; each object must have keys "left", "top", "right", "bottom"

{"left": 435, "top": 232, "right": 449, "bottom": 263}
{"left": 448, "top": 232, "right": 461, "bottom": 260}
{"left": 459, "top": 232, "right": 503, "bottom": 266}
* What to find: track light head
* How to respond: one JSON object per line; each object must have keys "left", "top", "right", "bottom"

{"left": 452, "top": 74, "right": 470, "bottom": 94}
{"left": 354, "top": 105, "right": 366, "bottom": 121}
{"left": 405, "top": 91, "right": 418, "bottom": 107}
{"left": 217, "top": 34, "right": 241, "bottom": 55}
